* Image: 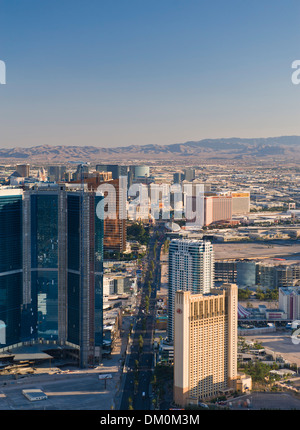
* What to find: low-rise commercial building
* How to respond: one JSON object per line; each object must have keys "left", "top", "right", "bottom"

{"left": 279, "top": 287, "right": 300, "bottom": 320}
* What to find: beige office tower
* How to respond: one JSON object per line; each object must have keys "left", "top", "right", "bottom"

{"left": 231, "top": 192, "right": 250, "bottom": 214}
{"left": 174, "top": 283, "right": 238, "bottom": 407}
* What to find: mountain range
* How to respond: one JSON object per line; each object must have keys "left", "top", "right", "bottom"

{"left": 0, "top": 136, "right": 300, "bottom": 164}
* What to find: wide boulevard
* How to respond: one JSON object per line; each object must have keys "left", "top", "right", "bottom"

{"left": 119, "top": 223, "right": 165, "bottom": 410}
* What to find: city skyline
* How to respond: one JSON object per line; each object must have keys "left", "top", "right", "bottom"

{"left": 1, "top": 1, "right": 300, "bottom": 416}
{"left": 0, "top": 1, "right": 300, "bottom": 148}
{"left": 0, "top": 160, "right": 300, "bottom": 412}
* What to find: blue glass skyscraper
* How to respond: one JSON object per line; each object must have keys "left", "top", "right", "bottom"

{"left": 21, "top": 183, "right": 104, "bottom": 367}
{"left": 66, "top": 188, "right": 104, "bottom": 366}
{"left": 0, "top": 189, "right": 23, "bottom": 348}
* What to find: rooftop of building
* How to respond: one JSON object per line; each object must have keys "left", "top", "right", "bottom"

{"left": 258, "top": 258, "right": 300, "bottom": 267}
{"left": 169, "top": 238, "right": 213, "bottom": 246}
{"left": 279, "top": 286, "right": 300, "bottom": 295}
{"left": 0, "top": 186, "right": 23, "bottom": 196}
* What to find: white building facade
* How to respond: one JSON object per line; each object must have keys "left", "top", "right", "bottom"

{"left": 168, "top": 239, "right": 214, "bottom": 342}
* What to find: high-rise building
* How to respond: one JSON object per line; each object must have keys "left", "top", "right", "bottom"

{"left": 72, "top": 176, "right": 127, "bottom": 253}
{"left": 16, "top": 164, "right": 30, "bottom": 178}
{"left": 66, "top": 186, "right": 104, "bottom": 366}
{"left": 236, "top": 260, "right": 257, "bottom": 287}
{"left": 168, "top": 239, "right": 214, "bottom": 342}
{"left": 214, "top": 260, "right": 237, "bottom": 284}
{"left": 96, "top": 164, "right": 108, "bottom": 172}
{"left": 37, "top": 167, "right": 47, "bottom": 182}
{"left": 127, "top": 168, "right": 134, "bottom": 190}
{"left": 173, "top": 172, "right": 184, "bottom": 184}
{"left": 96, "top": 164, "right": 129, "bottom": 180}
{"left": 183, "top": 168, "right": 195, "bottom": 182}
{"left": 74, "top": 171, "right": 113, "bottom": 183}
{"left": 204, "top": 194, "right": 232, "bottom": 226}
{"left": 96, "top": 165, "right": 132, "bottom": 190}
{"left": 134, "top": 165, "right": 150, "bottom": 178}
{"left": 72, "top": 164, "right": 90, "bottom": 181}
{"left": 279, "top": 287, "right": 300, "bottom": 320}
{"left": 231, "top": 192, "right": 250, "bottom": 214}
{"left": 183, "top": 188, "right": 232, "bottom": 227}
{"left": 48, "top": 165, "right": 67, "bottom": 182}
{"left": 0, "top": 189, "right": 23, "bottom": 347}
{"left": 21, "top": 183, "right": 104, "bottom": 367}
{"left": 101, "top": 178, "right": 127, "bottom": 253}
{"left": 23, "top": 184, "right": 62, "bottom": 343}
{"left": 215, "top": 259, "right": 300, "bottom": 289}
{"left": 257, "top": 260, "right": 300, "bottom": 289}
{"left": 174, "top": 283, "right": 238, "bottom": 406}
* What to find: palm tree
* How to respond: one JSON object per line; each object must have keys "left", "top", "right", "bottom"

{"left": 138, "top": 335, "right": 144, "bottom": 352}
{"left": 128, "top": 396, "right": 134, "bottom": 410}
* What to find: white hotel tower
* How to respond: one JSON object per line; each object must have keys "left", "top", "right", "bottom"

{"left": 168, "top": 239, "right": 214, "bottom": 342}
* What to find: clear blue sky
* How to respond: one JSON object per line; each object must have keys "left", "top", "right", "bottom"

{"left": 0, "top": 0, "right": 299, "bottom": 148}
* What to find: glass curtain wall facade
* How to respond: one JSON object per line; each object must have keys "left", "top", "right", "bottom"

{"left": 31, "top": 194, "right": 59, "bottom": 341}
{"left": 67, "top": 194, "right": 81, "bottom": 346}
{"left": 0, "top": 184, "right": 104, "bottom": 367}
{"left": 94, "top": 194, "right": 104, "bottom": 348}
{"left": 66, "top": 190, "right": 104, "bottom": 366}
{"left": 0, "top": 190, "right": 23, "bottom": 347}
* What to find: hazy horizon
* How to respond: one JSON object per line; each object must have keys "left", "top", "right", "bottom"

{"left": 1, "top": 134, "right": 300, "bottom": 150}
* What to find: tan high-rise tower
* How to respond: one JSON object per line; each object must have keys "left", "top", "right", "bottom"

{"left": 174, "top": 283, "right": 238, "bottom": 407}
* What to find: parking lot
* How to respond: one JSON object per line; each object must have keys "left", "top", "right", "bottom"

{"left": 214, "top": 241, "right": 300, "bottom": 261}
{"left": 0, "top": 371, "right": 117, "bottom": 410}
{"left": 230, "top": 392, "right": 300, "bottom": 410}
{"left": 243, "top": 331, "right": 300, "bottom": 367}
{"left": 0, "top": 317, "right": 133, "bottom": 410}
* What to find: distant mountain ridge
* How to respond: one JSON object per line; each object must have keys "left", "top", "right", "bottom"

{"left": 0, "top": 135, "right": 300, "bottom": 163}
